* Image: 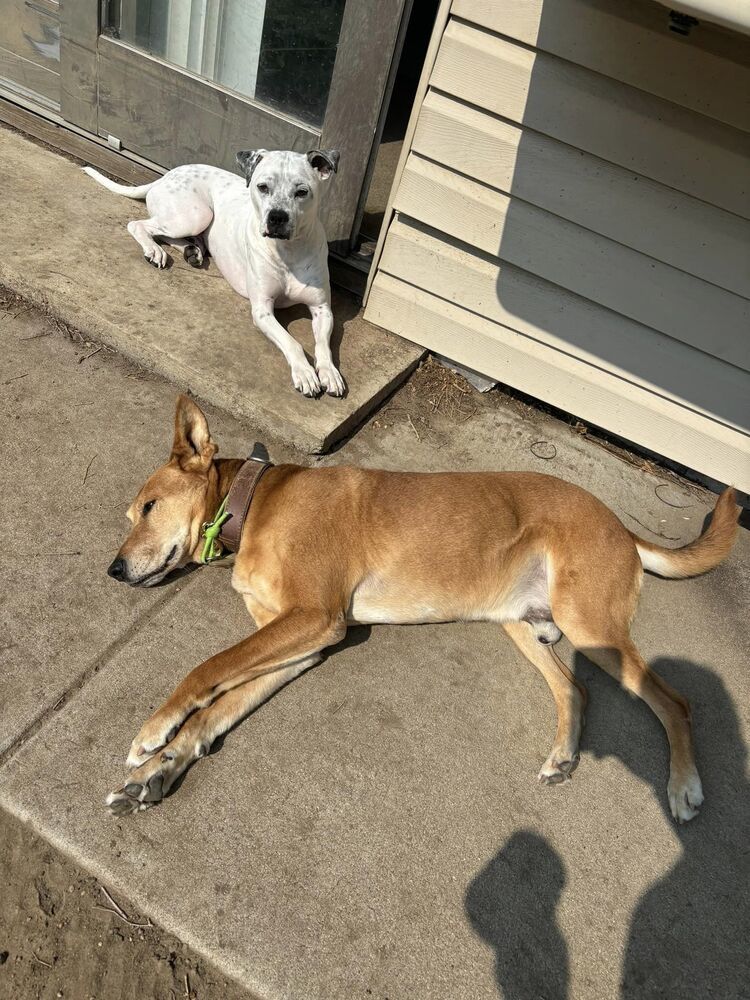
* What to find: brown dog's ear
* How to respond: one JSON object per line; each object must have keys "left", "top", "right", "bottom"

{"left": 306, "top": 149, "right": 339, "bottom": 180}
{"left": 171, "top": 395, "right": 217, "bottom": 473}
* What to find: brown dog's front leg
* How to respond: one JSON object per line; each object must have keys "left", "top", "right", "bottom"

{"left": 125, "top": 607, "right": 346, "bottom": 769}
{"left": 107, "top": 657, "right": 317, "bottom": 815}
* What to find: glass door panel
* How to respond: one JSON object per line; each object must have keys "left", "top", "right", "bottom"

{"left": 0, "top": 0, "right": 61, "bottom": 109}
{"left": 106, "top": 0, "right": 346, "bottom": 127}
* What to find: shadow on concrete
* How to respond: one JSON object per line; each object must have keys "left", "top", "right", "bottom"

{"left": 576, "top": 654, "right": 749, "bottom": 998}
{"left": 465, "top": 831, "right": 568, "bottom": 1000}
{"left": 464, "top": 653, "right": 748, "bottom": 999}
{"left": 276, "top": 288, "right": 361, "bottom": 377}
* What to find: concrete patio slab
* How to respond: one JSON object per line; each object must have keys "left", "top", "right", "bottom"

{"left": 2, "top": 294, "right": 749, "bottom": 999}
{"left": 0, "top": 126, "right": 422, "bottom": 453}
{"left": 0, "top": 304, "right": 174, "bottom": 756}
{"left": 1, "top": 318, "right": 748, "bottom": 999}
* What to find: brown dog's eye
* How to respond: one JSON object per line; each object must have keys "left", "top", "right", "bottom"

{"left": 257, "top": 183, "right": 269, "bottom": 194}
{"left": 142, "top": 499, "right": 156, "bottom": 515}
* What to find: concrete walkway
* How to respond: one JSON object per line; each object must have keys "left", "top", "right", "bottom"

{"left": 0, "top": 127, "right": 422, "bottom": 453}
{"left": 1, "top": 299, "right": 748, "bottom": 999}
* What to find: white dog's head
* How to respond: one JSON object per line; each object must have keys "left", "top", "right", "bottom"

{"left": 235, "top": 148, "right": 339, "bottom": 241}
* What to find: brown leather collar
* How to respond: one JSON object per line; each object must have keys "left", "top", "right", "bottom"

{"left": 218, "top": 448, "right": 272, "bottom": 554}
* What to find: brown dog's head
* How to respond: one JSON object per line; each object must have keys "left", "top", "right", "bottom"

{"left": 107, "top": 396, "right": 219, "bottom": 587}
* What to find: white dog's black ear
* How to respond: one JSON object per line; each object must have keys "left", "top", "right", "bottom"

{"left": 306, "top": 149, "right": 340, "bottom": 180}
{"left": 236, "top": 149, "right": 266, "bottom": 186}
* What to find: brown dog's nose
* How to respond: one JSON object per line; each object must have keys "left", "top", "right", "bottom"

{"left": 107, "top": 557, "right": 127, "bottom": 581}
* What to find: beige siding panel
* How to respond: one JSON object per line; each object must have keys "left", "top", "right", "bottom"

{"left": 452, "top": 0, "right": 750, "bottom": 134}
{"left": 394, "top": 155, "right": 750, "bottom": 370}
{"left": 380, "top": 218, "right": 750, "bottom": 433}
{"left": 413, "top": 90, "right": 750, "bottom": 298}
{"left": 431, "top": 19, "right": 750, "bottom": 218}
{"left": 367, "top": 273, "right": 750, "bottom": 491}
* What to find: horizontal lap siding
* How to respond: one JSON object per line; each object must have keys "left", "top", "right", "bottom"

{"left": 452, "top": 0, "right": 750, "bottom": 133}
{"left": 379, "top": 219, "right": 749, "bottom": 433}
{"left": 364, "top": 0, "right": 750, "bottom": 489}
{"left": 431, "top": 20, "right": 750, "bottom": 219}
{"left": 413, "top": 90, "right": 750, "bottom": 298}
{"left": 394, "top": 154, "right": 750, "bottom": 369}
{"left": 367, "top": 274, "right": 750, "bottom": 489}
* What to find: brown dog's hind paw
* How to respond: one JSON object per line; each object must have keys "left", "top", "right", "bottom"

{"left": 538, "top": 753, "right": 579, "bottom": 786}
{"left": 668, "top": 770, "right": 704, "bottom": 823}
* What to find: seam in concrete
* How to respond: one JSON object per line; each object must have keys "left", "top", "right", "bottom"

{"left": 318, "top": 349, "right": 425, "bottom": 451}
{"left": 0, "top": 578, "right": 196, "bottom": 770}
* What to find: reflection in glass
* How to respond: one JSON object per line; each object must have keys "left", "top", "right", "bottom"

{"left": 105, "top": 0, "right": 346, "bottom": 127}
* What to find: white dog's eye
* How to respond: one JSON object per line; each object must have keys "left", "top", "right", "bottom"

{"left": 257, "top": 183, "right": 269, "bottom": 194}
{"left": 295, "top": 188, "right": 309, "bottom": 199}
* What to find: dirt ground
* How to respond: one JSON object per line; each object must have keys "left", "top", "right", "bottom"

{"left": 0, "top": 810, "right": 254, "bottom": 1000}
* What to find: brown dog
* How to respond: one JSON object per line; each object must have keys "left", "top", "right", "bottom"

{"left": 105, "top": 395, "right": 739, "bottom": 821}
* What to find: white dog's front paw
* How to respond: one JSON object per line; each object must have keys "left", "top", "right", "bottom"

{"left": 145, "top": 246, "right": 169, "bottom": 269}
{"left": 291, "top": 362, "right": 321, "bottom": 397}
{"left": 317, "top": 363, "right": 346, "bottom": 397}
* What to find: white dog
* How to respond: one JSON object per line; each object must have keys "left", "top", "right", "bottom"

{"left": 83, "top": 149, "right": 344, "bottom": 397}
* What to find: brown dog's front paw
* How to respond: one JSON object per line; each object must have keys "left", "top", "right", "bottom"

{"left": 106, "top": 771, "right": 165, "bottom": 816}
{"left": 126, "top": 718, "right": 180, "bottom": 769}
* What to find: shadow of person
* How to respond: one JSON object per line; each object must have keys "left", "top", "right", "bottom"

{"left": 576, "top": 654, "right": 749, "bottom": 999}
{"left": 465, "top": 831, "right": 568, "bottom": 1000}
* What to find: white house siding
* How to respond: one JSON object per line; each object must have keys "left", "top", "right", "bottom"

{"left": 365, "top": 0, "right": 750, "bottom": 491}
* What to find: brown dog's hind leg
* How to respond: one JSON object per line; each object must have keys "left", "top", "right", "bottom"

{"left": 554, "top": 572, "right": 702, "bottom": 820}
{"left": 575, "top": 637, "right": 702, "bottom": 823}
{"left": 107, "top": 658, "right": 316, "bottom": 815}
{"left": 548, "top": 537, "right": 702, "bottom": 821}
{"left": 503, "top": 621, "right": 587, "bottom": 784}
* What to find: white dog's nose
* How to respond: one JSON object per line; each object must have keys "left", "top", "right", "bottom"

{"left": 265, "top": 208, "right": 290, "bottom": 238}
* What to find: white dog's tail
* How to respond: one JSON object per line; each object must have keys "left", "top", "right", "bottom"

{"left": 82, "top": 165, "right": 157, "bottom": 200}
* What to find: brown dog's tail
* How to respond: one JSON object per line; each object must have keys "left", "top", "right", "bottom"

{"left": 633, "top": 487, "right": 740, "bottom": 579}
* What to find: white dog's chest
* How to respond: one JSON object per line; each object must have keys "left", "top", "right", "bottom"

{"left": 207, "top": 189, "right": 326, "bottom": 307}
